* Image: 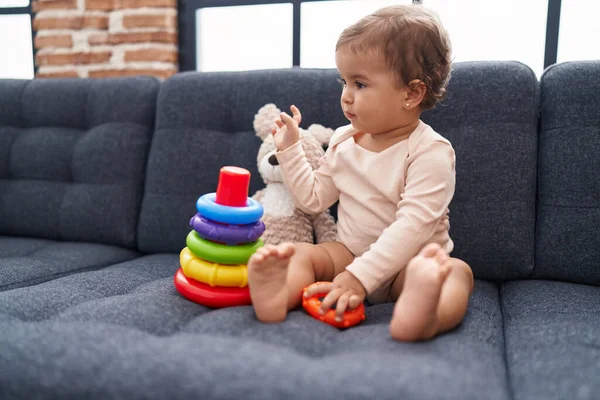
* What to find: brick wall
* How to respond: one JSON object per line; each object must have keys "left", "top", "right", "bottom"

{"left": 33, "top": 0, "right": 178, "bottom": 79}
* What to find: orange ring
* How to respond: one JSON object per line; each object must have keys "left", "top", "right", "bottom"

{"left": 301, "top": 282, "right": 365, "bottom": 329}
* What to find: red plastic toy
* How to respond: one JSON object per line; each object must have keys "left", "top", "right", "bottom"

{"left": 302, "top": 282, "right": 366, "bottom": 329}
{"left": 216, "top": 166, "right": 251, "bottom": 207}
{"left": 174, "top": 268, "right": 251, "bottom": 308}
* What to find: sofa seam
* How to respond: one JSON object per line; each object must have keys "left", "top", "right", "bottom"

{"left": 19, "top": 81, "right": 27, "bottom": 130}
{"left": 498, "top": 282, "right": 515, "bottom": 400}
{"left": 129, "top": 123, "right": 152, "bottom": 250}
{"left": 86, "top": 79, "right": 92, "bottom": 131}
{"left": 535, "top": 64, "right": 547, "bottom": 281}
{"left": 9, "top": 82, "right": 30, "bottom": 181}
{"left": 465, "top": 304, "right": 497, "bottom": 322}
{"left": 0, "top": 242, "right": 50, "bottom": 283}
{"left": 538, "top": 203, "right": 599, "bottom": 210}
{"left": 6, "top": 132, "right": 17, "bottom": 182}
{"left": 134, "top": 78, "right": 161, "bottom": 252}
{"left": 0, "top": 240, "right": 52, "bottom": 262}
{"left": 509, "top": 310, "right": 600, "bottom": 319}
{"left": 543, "top": 125, "right": 600, "bottom": 132}
{"left": 0, "top": 253, "right": 141, "bottom": 293}
{"left": 530, "top": 66, "right": 540, "bottom": 280}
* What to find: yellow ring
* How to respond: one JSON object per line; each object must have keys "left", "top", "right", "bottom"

{"left": 180, "top": 247, "right": 248, "bottom": 287}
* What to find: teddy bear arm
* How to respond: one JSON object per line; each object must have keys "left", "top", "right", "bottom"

{"left": 251, "top": 189, "right": 265, "bottom": 203}
{"left": 312, "top": 210, "right": 338, "bottom": 244}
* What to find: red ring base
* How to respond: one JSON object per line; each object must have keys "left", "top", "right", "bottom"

{"left": 174, "top": 268, "right": 251, "bottom": 308}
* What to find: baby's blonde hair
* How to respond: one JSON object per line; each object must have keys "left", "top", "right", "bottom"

{"left": 336, "top": 5, "right": 452, "bottom": 110}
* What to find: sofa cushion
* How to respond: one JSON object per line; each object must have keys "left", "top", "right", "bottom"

{"left": 501, "top": 280, "right": 600, "bottom": 400}
{"left": 535, "top": 61, "right": 600, "bottom": 284}
{"left": 422, "top": 61, "right": 539, "bottom": 281}
{"left": 138, "top": 69, "right": 349, "bottom": 253}
{"left": 0, "top": 256, "right": 510, "bottom": 400}
{"left": 0, "top": 77, "right": 159, "bottom": 248}
{"left": 139, "top": 63, "right": 539, "bottom": 283}
{"left": 0, "top": 236, "right": 139, "bottom": 291}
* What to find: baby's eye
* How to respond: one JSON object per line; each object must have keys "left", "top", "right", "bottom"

{"left": 355, "top": 81, "right": 366, "bottom": 89}
{"left": 337, "top": 78, "right": 347, "bottom": 87}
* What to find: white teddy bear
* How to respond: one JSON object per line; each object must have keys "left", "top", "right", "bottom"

{"left": 251, "top": 104, "right": 338, "bottom": 245}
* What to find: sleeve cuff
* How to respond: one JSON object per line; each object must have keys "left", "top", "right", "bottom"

{"left": 275, "top": 141, "right": 304, "bottom": 164}
{"left": 345, "top": 264, "right": 379, "bottom": 295}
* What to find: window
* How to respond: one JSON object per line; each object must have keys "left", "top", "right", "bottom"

{"left": 426, "top": 0, "right": 549, "bottom": 77}
{"left": 184, "top": 0, "right": 568, "bottom": 78}
{"left": 197, "top": 4, "right": 294, "bottom": 72}
{"left": 557, "top": 0, "right": 600, "bottom": 63}
{"left": 0, "top": 1, "right": 34, "bottom": 79}
{"left": 2, "top": 0, "right": 30, "bottom": 6}
{"left": 300, "top": 0, "right": 412, "bottom": 69}
{"left": 3, "top": 0, "right": 583, "bottom": 78}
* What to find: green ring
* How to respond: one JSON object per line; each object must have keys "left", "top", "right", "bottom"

{"left": 186, "top": 231, "right": 263, "bottom": 265}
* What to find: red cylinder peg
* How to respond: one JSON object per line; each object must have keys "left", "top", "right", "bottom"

{"left": 215, "top": 166, "right": 251, "bottom": 207}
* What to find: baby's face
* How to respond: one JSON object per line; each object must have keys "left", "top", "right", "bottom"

{"left": 335, "top": 48, "right": 412, "bottom": 136}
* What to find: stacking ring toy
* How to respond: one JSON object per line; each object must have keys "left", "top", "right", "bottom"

{"left": 302, "top": 282, "right": 366, "bottom": 329}
{"left": 190, "top": 214, "right": 265, "bottom": 245}
{"left": 186, "top": 231, "right": 263, "bottom": 264}
{"left": 196, "top": 193, "right": 263, "bottom": 225}
{"left": 174, "top": 268, "right": 251, "bottom": 308}
{"left": 180, "top": 247, "right": 248, "bottom": 287}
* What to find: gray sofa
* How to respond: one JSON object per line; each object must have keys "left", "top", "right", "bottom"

{"left": 0, "top": 61, "right": 598, "bottom": 400}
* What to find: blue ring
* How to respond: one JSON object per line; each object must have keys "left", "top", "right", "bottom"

{"left": 196, "top": 193, "right": 264, "bottom": 225}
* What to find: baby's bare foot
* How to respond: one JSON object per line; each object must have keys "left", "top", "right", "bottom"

{"left": 389, "top": 243, "right": 451, "bottom": 341}
{"left": 248, "top": 243, "right": 295, "bottom": 323}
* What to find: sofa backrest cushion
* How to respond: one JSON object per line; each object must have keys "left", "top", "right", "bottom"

{"left": 535, "top": 61, "right": 600, "bottom": 285}
{"left": 0, "top": 77, "right": 159, "bottom": 248}
{"left": 422, "top": 62, "right": 539, "bottom": 281}
{"left": 140, "top": 63, "right": 539, "bottom": 283}
{"left": 138, "top": 69, "right": 348, "bottom": 253}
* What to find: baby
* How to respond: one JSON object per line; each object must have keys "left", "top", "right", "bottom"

{"left": 247, "top": 5, "right": 474, "bottom": 341}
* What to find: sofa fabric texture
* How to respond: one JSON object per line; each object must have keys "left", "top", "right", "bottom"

{"left": 421, "top": 62, "right": 538, "bottom": 281}
{"left": 0, "top": 77, "right": 159, "bottom": 249}
{"left": 535, "top": 61, "right": 600, "bottom": 285}
{"left": 0, "top": 61, "right": 598, "bottom": 400}
{"left": 0, "top": 237, "right": 139, "bottom": 292}
{"left": 501, "top": 280, "right": 600, "bottom": 400}
{"left": 0, "top": 257, "right": 507, "bottom": 400}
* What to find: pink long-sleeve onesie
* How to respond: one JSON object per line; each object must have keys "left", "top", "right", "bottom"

{"left": 275, "top": 120, "right": 456, "bottom": 304}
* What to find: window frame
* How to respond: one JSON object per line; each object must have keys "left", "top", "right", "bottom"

{"left": 544, "top": 0, "right": 561, "bottom": 68}
{"left": 0, "top": 2, "right": 36, "bottom": 77}
{"left": 179, "top": 0, "right": 423, "bottom": 71}
{"left": 1, "top": 0, "right": 566, "bottom": 76}
{"left": 178, "top": 0, "right": 563, "bottom": 73}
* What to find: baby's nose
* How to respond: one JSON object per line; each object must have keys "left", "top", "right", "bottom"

{"left": 268, "top": 154, "right": 279, "bottom": 166}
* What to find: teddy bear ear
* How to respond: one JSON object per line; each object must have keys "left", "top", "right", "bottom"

{"left": 254, "top": 103, "right": 281, "bottom": 141}
{"left": 307, "top": 124, "right": 335, "bottom": 146}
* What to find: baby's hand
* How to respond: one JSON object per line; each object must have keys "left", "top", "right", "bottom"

{"left": 271, "top": 105, "right": 301, "bottom": 151}
{"left": 303, "top": 271, "right": 366, "bottom": 322}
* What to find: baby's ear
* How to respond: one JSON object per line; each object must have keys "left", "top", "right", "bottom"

{"left": 307, "top": 124, "right": 335, "bottom": 146}
{"left": 254, "top": 103, "right": 282, "bottom": 141}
